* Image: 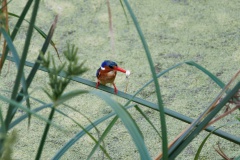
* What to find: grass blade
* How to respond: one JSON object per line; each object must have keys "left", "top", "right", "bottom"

{"left": 35, "top": 107, "right": 55, "bottom": 160}
{"left": 9, "top": 104, "right": 51, "bottom": 130}
{"left": 52, "top": 105, "right": 133, "bottom": 159}
{"left": 119, "top": 0, "right": 129, "bottom": 24}
{"left": 3, "top": 14, "right": 58, "bottom": 132}
{"left": 168, "top": 70, "right": 239, "bottom": 158}
{"left": 0, "top": 28, "right": 30, "bottom": 130}
{"left": 0, "top": 95, "right": 61, "bottom": 130}
{"left": 194, "top": 121, "right": 239, "bottom": 160}
{"left": 185, "top": 61, "right": 225, "bottom": 88}
{"left": 0, "top": 108, "right": 5, "bottom": 134}
{"left": 54, "top": 90, "right": 88, "bottom": 106}
{"left": 0, "top": 89, "right": 51, "bottom": 130}
{"left": 92, "top": 90, "right": 151, "bottom": 159}
{"left": 53, "top": 104, "right": 112, "bottom": 160}
{"left": 122, "top": 0, "right": 168, "bottom": 158}
{"left": 56, "top": 105, "right": 114, "bottom": 160}
{"left": 8, "top": 12, "right": 59, "bottom": 57}
{"left": 0, "top": 28, "right": 21, "bottom": 70}
{"left": 4, "top": 0, "right": 40, "bottom": 130}
{"left": 87, "top": 116, "right": 117, "bottom": 160}
{"left": 169, "top": 82, "right": 240, "bottom": 159}
{"left": 0, "top": 0, "right": 33, "bottom": 69}
{"left": 26, "top": 15, "right": 58, "bottom": 88}
{"left": 134, "top": 105, "right": 161, "bottom": 138}
{"left": 0, "top": 0, "right": 9, "bottom": 72}
{"left": 36, "top": 88, "right": 87, "bottom": 159}
{"left": 62, "top": 103, "right": 107, "bottom": 156}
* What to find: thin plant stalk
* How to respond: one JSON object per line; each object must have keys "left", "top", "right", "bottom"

{"left": 0, "top": 0, "right": 9, "bottom": 72}
{"left": 35, "top": 106, "right": 55, "bottom": 160}
{"left": 0, "top": 0, "right": 34, "bottom": 68}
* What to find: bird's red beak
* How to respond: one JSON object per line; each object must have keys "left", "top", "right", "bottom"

{"left": 114, "top": 66, "right": 126, "bottom": 73}
{"left": 114, "top": 66, "right": 131, "bottom": 77}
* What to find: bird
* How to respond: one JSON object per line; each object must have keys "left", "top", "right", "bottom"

{"left": 96, "top": 60, "right": 130, "bottom": 94}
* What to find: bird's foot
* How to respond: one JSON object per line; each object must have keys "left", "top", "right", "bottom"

{"left": 96, "top": 81, "right": 100, "bottom": 89}
{"left": 113, "top": 83, "right": 118, "bottom": 94}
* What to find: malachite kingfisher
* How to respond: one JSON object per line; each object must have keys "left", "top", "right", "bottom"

{"left": 96, "top": 60, "right": 130, "bottom": 94}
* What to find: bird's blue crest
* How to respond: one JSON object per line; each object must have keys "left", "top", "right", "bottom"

{"left": 101, "top": 60, "right": 118, "bottom": 68}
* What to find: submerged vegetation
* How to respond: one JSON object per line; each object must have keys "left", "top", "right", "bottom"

{"left": 0, "top": 0, "right": 239, "bottom": 159}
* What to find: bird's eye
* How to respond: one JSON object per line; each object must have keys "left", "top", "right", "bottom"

{"left": 109, "top": 65, "right": 114, "bottom": 69}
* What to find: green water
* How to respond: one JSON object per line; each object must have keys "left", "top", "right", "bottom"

{"left": 1, "top": 0, "right": 239, "bottom": 159}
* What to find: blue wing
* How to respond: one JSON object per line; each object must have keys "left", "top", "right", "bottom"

{"left": 96, "top": 68, "right": 101, "bottom": 77}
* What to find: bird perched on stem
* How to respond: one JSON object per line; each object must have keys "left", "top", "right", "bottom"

{"left": 96, "top": 60, "right": 130, "bottom": 94}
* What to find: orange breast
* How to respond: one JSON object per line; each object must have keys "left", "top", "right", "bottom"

{"left": 98, "top": 70, "right": 117, "bottom": 85}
